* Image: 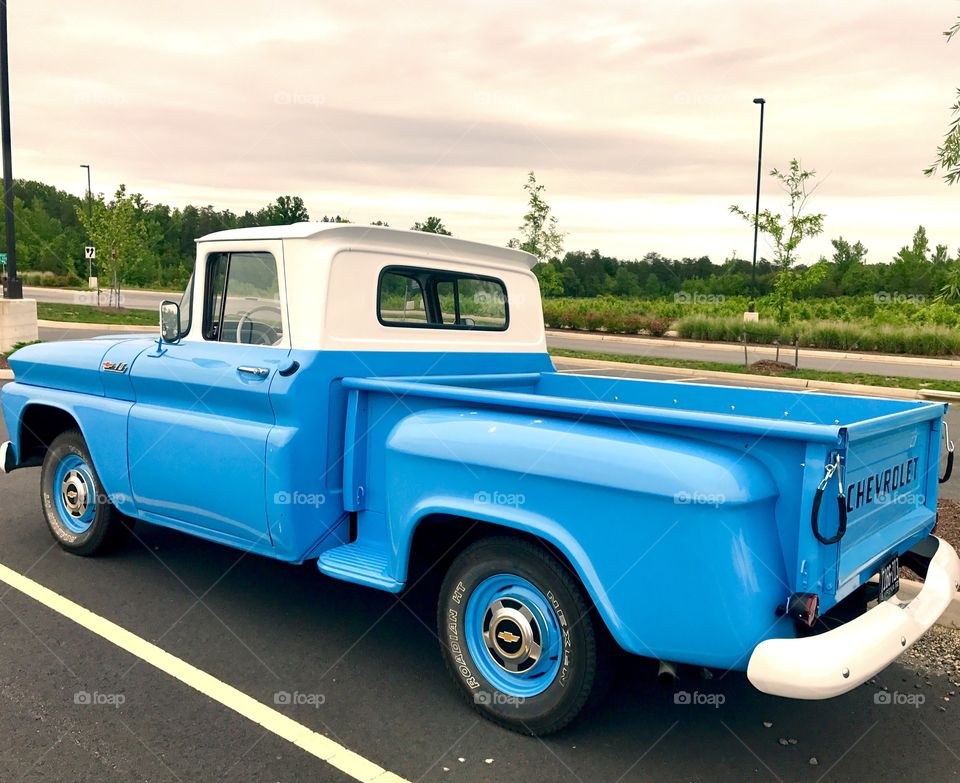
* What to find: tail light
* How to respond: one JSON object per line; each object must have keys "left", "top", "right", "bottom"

{"left": 782, "top": 592, "right": 819, "bottom": 628}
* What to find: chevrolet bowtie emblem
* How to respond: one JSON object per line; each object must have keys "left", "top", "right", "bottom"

{"left": 497, "top": 630, "right": 520, "bottom": 644}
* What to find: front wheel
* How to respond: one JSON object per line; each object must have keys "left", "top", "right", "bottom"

{"left": 40, "top": 430, "right": 130, "bottom": 556}
{"left": 438, "top": 536, "right": 605, "bottom": 735}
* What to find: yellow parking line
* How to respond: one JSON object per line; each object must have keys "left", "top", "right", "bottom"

{"left": 0, "top": 562, "right": 409, "bottom": 783}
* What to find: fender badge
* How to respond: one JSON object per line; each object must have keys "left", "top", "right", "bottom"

{"left": 102, "top": 361, "right": 128, "bottom": 373}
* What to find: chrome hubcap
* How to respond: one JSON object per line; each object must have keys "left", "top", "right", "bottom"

{"left": 482, "top": 598, "right": 543, "bottom": 673}
{"left": 61, "top": 469, "right": 90, "bottom": 520}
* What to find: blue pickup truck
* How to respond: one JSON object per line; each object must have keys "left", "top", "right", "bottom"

{"left": 2, "top": 223, "right": 958, "bottom": 735}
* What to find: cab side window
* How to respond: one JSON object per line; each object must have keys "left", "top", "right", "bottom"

{"left": 203, "top": 252, "right": 283, "bottom": 345}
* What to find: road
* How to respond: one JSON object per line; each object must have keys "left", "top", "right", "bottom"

{"left": 25, "top": 286, "right": 174, "bottom": 311}
{"left": 24, "top": 286, "right": 960, "bottom": 382}
{"left": 1, "top": 358, "right": 959, "bottom": 780}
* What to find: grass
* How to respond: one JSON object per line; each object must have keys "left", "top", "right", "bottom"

{"left": 549, "top": 348, "right": 960, "bottom": 394}
{"left": 37, "top": 302, "right": 156, "bottom": 326}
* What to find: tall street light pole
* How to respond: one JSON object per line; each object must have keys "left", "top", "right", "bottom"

{"left": 749, "top": 97, "right": 766, "bottom": 313}
{"left": 0, "top": 1, "right": 20, "bottom": 299}
{"left": 81, "top": 163, "right": 92, "bottom": 279}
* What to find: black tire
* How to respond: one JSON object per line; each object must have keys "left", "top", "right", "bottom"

{"left": 40, "top": 430, "right": 130, "bottom": 556}
{"left": 438, "top": 536, "right": 605, "bottom": 735}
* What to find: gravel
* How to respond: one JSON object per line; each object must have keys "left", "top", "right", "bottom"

{"left": 901, "top": 499, "right": 959, "bottom": 583}
{"left": 904, "top": 624, "right": 960, "bottom": 678}
{"left": 895, "top": 500, "right": 960, "bottom": 676}
{"left": 935, "top": 498, "right": 960, "bottom": 554}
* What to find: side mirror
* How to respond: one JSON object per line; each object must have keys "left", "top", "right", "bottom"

{"left": 159, "top": 300, "right": 182, "bottom": 343}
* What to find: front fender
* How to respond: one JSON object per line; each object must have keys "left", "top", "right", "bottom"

{"left": 1, "top": 383, "right": 136, "bottom": 515}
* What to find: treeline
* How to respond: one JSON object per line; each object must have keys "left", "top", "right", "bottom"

{"left": 534, "top": 228, "right": 960, "bottom": 301}
{"left": 0, "top": 180, "right": 383, "bottom": 289}
{"left": 1, "top": 178, "right": 958, "bottom": 302}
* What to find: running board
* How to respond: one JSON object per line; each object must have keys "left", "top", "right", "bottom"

{"left": 316, "top": 543, "right": 402, "bottom": 592}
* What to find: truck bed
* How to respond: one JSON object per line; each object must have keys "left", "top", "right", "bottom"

{"left": 338, "top": 370, "right": 947, "bottom": 644}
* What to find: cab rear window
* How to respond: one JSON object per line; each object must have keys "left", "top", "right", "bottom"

{"left": 378, "top": 266, "right": 508, "bottom": 331}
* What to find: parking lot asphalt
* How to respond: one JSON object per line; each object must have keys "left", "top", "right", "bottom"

{"left": 1, "top": 378, "right": 959, "bottom": 782}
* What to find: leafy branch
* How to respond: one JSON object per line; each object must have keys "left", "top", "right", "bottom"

{"left": 925, "top": 17, "right": 960, "bottom": 184}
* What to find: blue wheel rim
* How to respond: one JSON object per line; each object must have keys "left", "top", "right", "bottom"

{"left": 464, "top": 573, "right": 563, "bottom": 698}
{"left": 53, "top": 454, "right": 97, "bottom": 534}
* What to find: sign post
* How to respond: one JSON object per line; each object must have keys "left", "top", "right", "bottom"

{"left": 85, "top": 247, "right": 97, "bottom": 290}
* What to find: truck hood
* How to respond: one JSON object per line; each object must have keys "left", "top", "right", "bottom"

{"left": 7, "top": 337, "right": 157, "bottom": 397}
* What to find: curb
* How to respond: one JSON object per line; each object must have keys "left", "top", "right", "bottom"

{"left": 551, "top": 355, "right": 954, "bottom": 401}
{"left": 899, "top": 579, "right": 960, "bottom": 629}
{"left": 546, "top": 329, "right": 960, "bottom": 369}
{"left": 0, "top": 370, "right": 12, "bottom": 380}
{"left": 37, "top": 320, "right": 154, "bottom": 333}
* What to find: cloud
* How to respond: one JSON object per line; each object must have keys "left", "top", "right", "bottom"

{"left": 7, "top": 0, "right": 960, "bottom": 260}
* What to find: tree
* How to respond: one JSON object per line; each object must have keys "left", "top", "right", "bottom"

{"left": 532, "top": 262, "right": 564, "bottom": 296}
{"left": 411, "top": 216, "right": 451, "bottom": 235}
{"left": 730, "top": 159, "right": 826, "bottom": 320}
{"left": 77, "top": 185, "right": 149, "bottom": 307}
{"left": 936, "top": 264, "right": 960, "bottom": 303}
{"left": 925, "top": 18, "right": 960, "bottom": 184}
{"left": 265, "top": 196, "right": 309, "bottom": 224}
{"left": 508, "top": 171, "right": 565, "bottom": 262}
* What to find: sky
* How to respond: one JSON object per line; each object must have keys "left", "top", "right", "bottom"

{"left": 9, "top": 1, "right": 960, "bottom": 264}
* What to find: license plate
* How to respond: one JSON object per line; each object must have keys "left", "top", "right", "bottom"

{"left": 878, "top": 555, "right": 900, "bottom": 603}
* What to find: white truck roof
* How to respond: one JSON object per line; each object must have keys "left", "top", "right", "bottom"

{"left": 197, "top": 222, "right": 539, "bottom": 271}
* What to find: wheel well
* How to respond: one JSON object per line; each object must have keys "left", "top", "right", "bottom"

{"left": 18, "top": 405, "right": 80, "bottom": 464}
{"left": 406, "top": 513, "right": 586, "bottom": 596}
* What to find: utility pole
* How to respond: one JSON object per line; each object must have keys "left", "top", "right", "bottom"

{"left": 0, "top": 0, "right": 20, "bottom": 300}
{"left": 749, "top": 97, "right": 766, "bottom": 313}
{"left": 81, "top": 163, "right": 92, "bottom": 279}
{"left": 0, "top": 2, "right": 38, "bottom": 352}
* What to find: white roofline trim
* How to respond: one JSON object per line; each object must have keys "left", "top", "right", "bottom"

{"left": 195, "top": 223, "right": 538, "bottom": 270}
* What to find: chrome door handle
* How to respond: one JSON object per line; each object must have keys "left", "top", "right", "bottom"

{"left": 237, "top": 366, "right": 269, "bottom": 379}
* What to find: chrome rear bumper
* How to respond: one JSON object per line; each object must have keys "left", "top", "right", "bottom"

{"left": 747, "top": 535, "right": 960, "bottom": 699}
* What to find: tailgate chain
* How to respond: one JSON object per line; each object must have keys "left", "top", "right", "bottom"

{"left": 812, "top": 453, "right": 848, "bottom": 546}
{"left": 940, "top": 422, "right": 954, "bottom": 485}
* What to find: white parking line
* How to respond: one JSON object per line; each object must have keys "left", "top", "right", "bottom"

{"left": 0, "top": 562, "right": 409, "bottom": 783}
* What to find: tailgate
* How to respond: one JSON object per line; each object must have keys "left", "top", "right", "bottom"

{"left": 825, "top": 404, "right": 947, "bottom": 601}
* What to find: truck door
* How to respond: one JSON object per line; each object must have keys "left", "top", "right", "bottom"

{"left": 127, "top": 246, "right": 289, "bottom": 546}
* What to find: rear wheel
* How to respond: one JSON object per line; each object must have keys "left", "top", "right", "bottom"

{"left": 438, "top": 536, "right": 605, "bottom": 735}
{"left": 40, "top": 430, "right": 130, "bottom": 556}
